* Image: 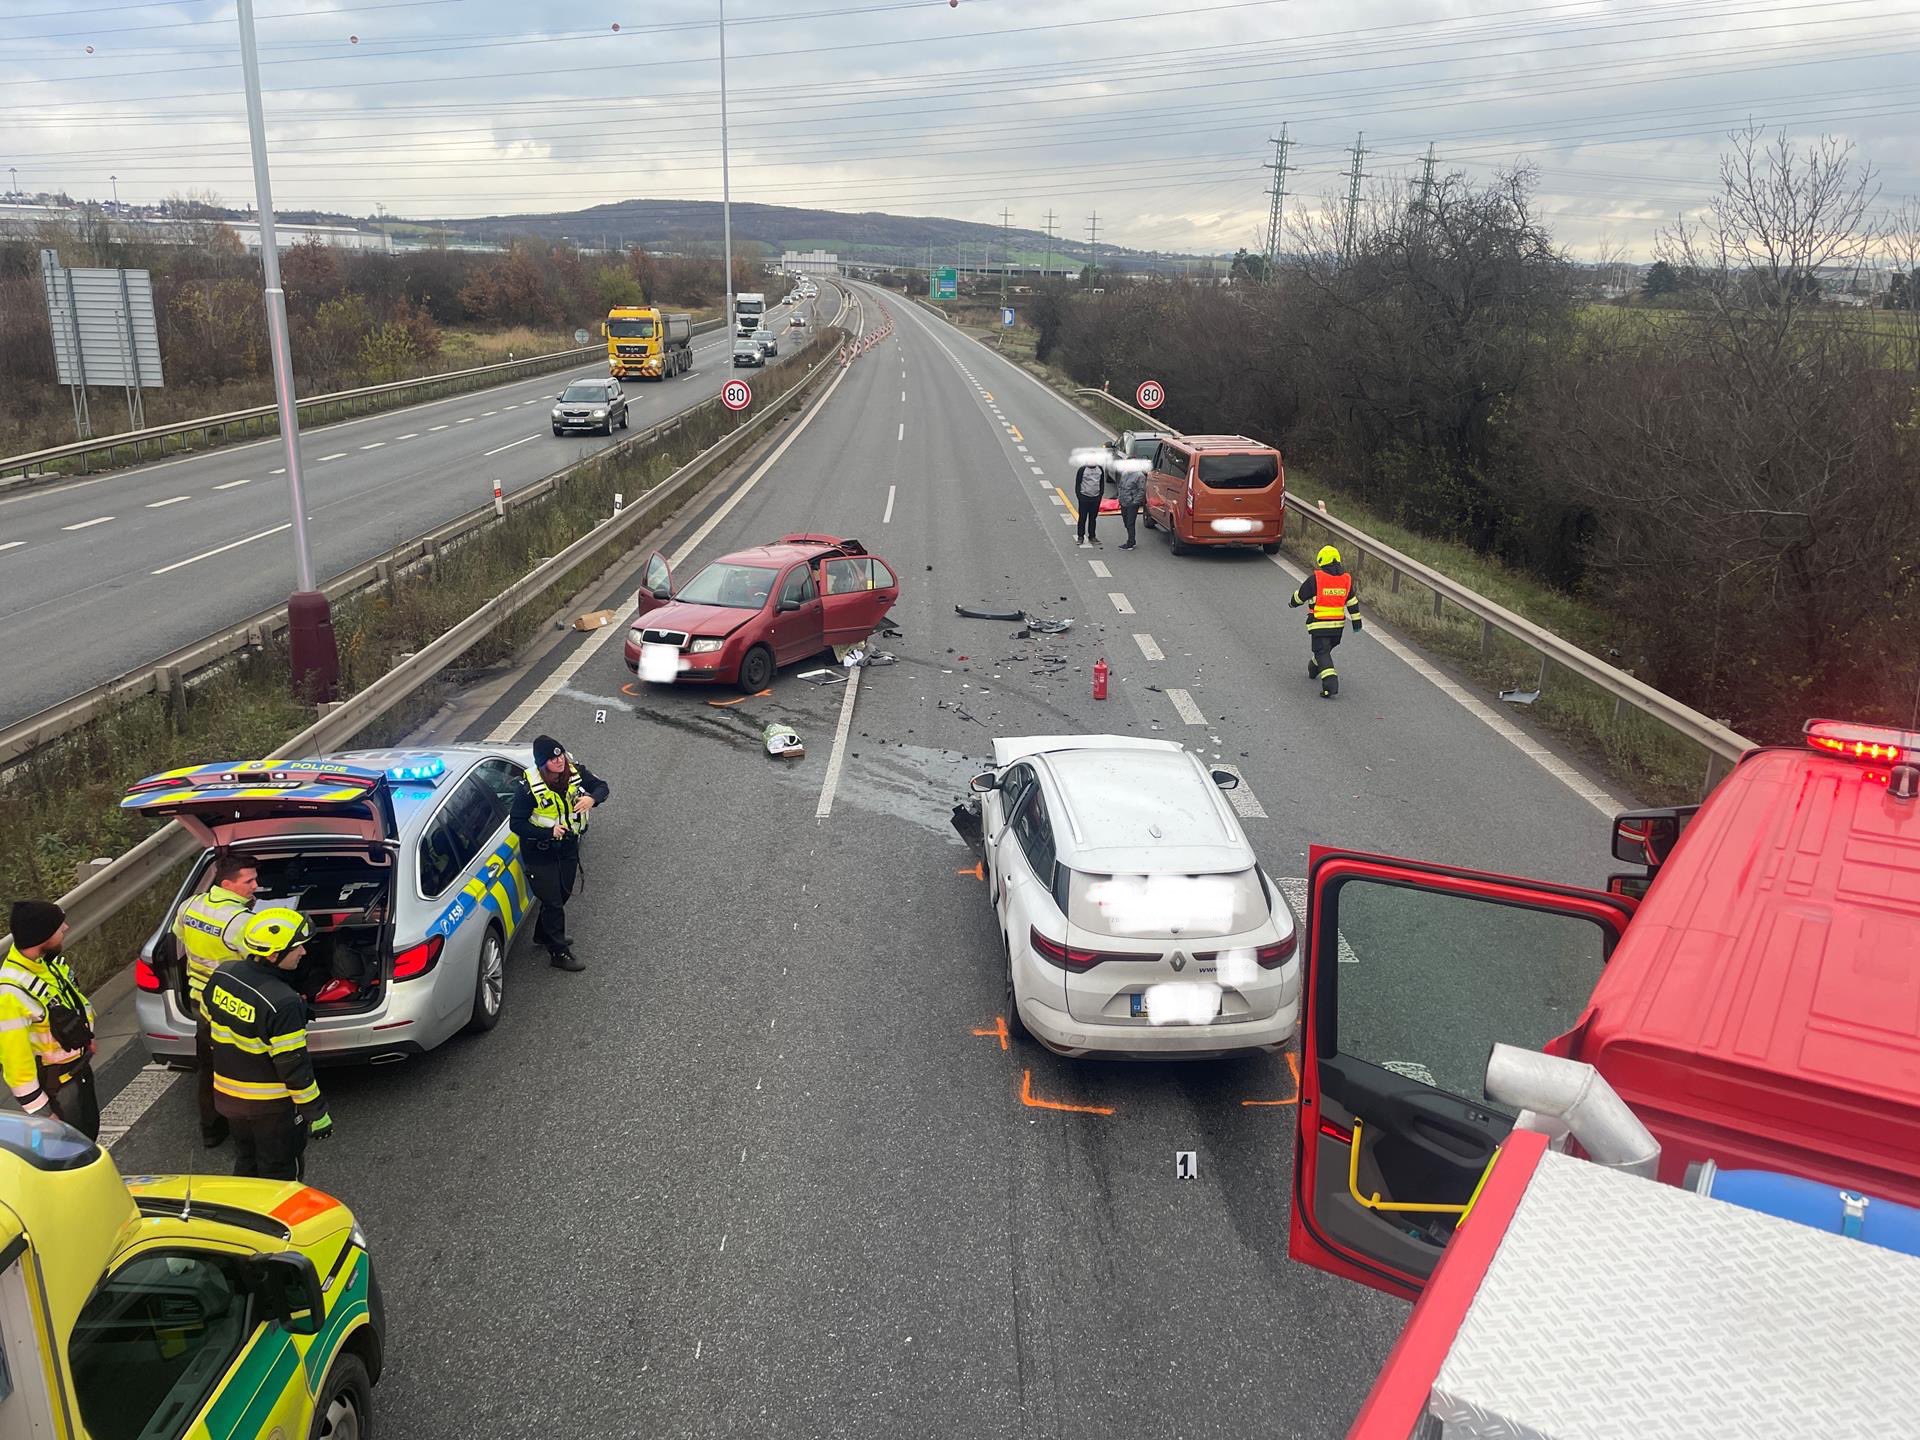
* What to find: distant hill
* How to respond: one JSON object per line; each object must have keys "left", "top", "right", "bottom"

{"left": 415, "top": 197, "right": 1189, "bottom": 269}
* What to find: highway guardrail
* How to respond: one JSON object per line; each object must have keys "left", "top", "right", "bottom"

{"left": 1071, "top": 387, "right": 1755, "bottom": 796}
{"left": 2, "top": 310, "right": 853, "bottom": 956}
{"left": 0, "top": 319, "right": 728, "bottom": 485}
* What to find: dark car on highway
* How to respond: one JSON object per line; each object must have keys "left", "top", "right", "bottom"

{"left": 625, "top": 534, "right": 900, "bottom": 692}
{"left": 551, "top": 378, "right": 628, "bottom": 435}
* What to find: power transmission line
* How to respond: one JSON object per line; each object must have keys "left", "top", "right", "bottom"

{"left": 1042, "top": 208, "right": 1057, "bottom": 280}
{"left": 1087, "top": 211, "right": 1101, "bottom": 287}
{"left": 1000, "top": 206, "right": 1012, "bottom": 305}
{"left": 1262, "top": 123, "right": 1292, "bottom": 266}
{"left": 1342, "top": 131, "right": 1368, "bottom": 265}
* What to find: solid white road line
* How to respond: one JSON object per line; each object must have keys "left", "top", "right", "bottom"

{"left": 1089, "top": 560, "right": 1111, "bottom": 578}
{"left": 1212, "top": 764, "right": 1268, "bottom": 820}
{"left": 1108, "top": 592, "right": 1134, "bottom": 614}
{"left": 213, "top": 477, "right": 251, "bottom": 490}
{"left": 63, "top": 516, "right": 114, "bottom": 530}
{"left": 883, "top": 485, "right": 896, "bottom": 524}
{"left": 1264, "top": 554, "right": 1621, "bottom": 816}
{"left": 1165, "top": 687, "right": 1208, "bottom": 725}
{"left": 318, "top": 451, "right": 348, "bottom": 461}
{"left": 815, "top": 664, "right": 862, "bottom": 820}
{"left": 145, "top": 496, "right": 191, "bottom": 509}
{"left": 1134, "top": 633, "right": 1164, "bottom": 661}
{"left": 152, "top": 522, "right": 292, "bottom": 575}
{"left": 488, "top": 357, "right": 856, "bottom": 744}
{"left": 483, "top": 434, "right": 538, "bottom": 457}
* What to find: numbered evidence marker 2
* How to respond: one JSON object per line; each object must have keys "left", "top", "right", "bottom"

{"left": 595, "top": 709, "right": 607, "bottom": 723}
{"left": 722, "top": 379, "right": 753, "bottom": 412}
{"left": 1176, "top": 1150, "right": 1197, "bottom": 1181}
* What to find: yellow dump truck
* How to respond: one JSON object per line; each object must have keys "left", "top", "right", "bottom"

{"left": 0, "top": 1112, "right": 383, "bottom": 1438}
{"left": 604, "top": 306, "right": 694, "bottom": 380}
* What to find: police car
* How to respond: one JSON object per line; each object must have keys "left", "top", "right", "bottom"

{"left": 127, "top": 745, "right": 537, "bottom": 1067}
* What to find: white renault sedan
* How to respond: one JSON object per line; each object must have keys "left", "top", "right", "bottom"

{"left": 971, "top": 735, "right": 1299, "bottom": 1058}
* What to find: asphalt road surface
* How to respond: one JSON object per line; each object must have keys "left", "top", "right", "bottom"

{"left": 109, "top": 282, "right": 1624, "bottom": 1437}
{"left": 0, "top": 295, "right": 816, "bottom": 725}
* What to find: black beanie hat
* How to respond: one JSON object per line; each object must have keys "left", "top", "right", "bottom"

{"left": 10, "top": 900, "right": 65, "bottom": 950}
{"left": 533, "top": 735, "right": 565, "bottom": 767}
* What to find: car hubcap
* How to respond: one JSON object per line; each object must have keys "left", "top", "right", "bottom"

{"left": 319, "top": 1395, "right": 361, "bottom": 1440}
{"left": 483, "top": 936, "right": 504, "bottom": 1014}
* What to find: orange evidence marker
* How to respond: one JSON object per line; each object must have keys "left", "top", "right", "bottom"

{"left": 1020, "top": 1068, "right": 1115, "bottom": 1117}
{"left": 971, "top": 1016, "right": 1010, "bottom": 1052}
{"left": 1241, "top": 1052, "right": 1302, "bottom": 1108}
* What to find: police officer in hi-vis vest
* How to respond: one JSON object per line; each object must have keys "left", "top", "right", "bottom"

{"left": 173, "top": 854, "right": 262, "bottom": 1148}
{"left": 509, "top": 735, "right": 611, "bottom": 973}
{"left": 0, "top": 901, "right": 99, "bottom": 1140}
{"left": 1289, "top": 544, "right": 1363, "bottom": 698}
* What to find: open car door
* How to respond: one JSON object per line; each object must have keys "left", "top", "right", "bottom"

{"left": 1288, "top": 846, "right": 1636, "bottom": 1300}
{"left": 631, "top": 551, "right": 674, "bottom": 623}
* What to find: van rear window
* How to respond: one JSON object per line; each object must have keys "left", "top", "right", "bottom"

{"left": 1198, "top": 454, "right": 1279, "bottom": 490}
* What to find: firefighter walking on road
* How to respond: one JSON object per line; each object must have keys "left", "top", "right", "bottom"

{"left": 511, "top": 735, "right": 611, "bottom": 973}
{"left": 1289, "top": 544, "right": 1362, "bottom": 698}
{"left": 0, "top": 902, "right": 100, "bottom": 1140}
{"left": 173, "top": 855, "right": 261, "bottom": 1148}
{"left": 207, "top": 908, "right": 333, "bottom": 1181}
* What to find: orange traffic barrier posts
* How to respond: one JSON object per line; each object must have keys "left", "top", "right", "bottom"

{"left": 1241, "top": 1051, "right": 1302, "bottom": 1107}
{"left": 971, "top": 1015, "right": 1010, "bottom": 1052}
{"left": 1021, "top": 1068, "right": 1115, "bottom": 1117}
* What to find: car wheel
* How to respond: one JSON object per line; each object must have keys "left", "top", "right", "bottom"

{"left": 738, "top": 644, "right": 775, "bottom": 693}
{"left": 1261, "top": 541, "right": 1281, "bottom": 555}
{"left": 1168, "top": 524, "right": 1191, "bottom": 556}
{"left": 307, "top": 1354, "right": 373, "bottom": 1440}
{"left": 1142, "top": 506, "right": 1158, "bottom": 531}
{"left": 463, "top": 925, "right": 505, "bottom": 1035}
{"left": 619, "top": 408, "right": 629, "bottom": 430}
{"left": 552, "top": 426, "right": 563, "bottom": 436}
{"left": 1004, "top": 953, "right": 1028, "bottom": 1042}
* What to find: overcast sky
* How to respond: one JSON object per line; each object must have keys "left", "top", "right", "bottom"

{"left": 3, "top": 0, "right": 1914, "bottom": 259}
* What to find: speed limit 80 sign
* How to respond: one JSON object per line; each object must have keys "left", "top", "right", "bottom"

{"left": 1136, "top": 379, "right": 1165, "bottom": 411}
{"left": 721, "top": 379, "right": 753, "bottom": 412}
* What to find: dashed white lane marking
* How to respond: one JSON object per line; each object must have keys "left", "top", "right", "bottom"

{"left": 145, "top": 495, "right": 191, "bottom": 508}
{"left": 1016, "top": 445, "right": 1029, "bottom": 453}
{"left": 63, "top": 515, "right": 114, "bottom": 530}
{"left": 1165, "top": 687, "right": 1208, "bottom": 726}
{"left": 318, "top": 451, "right": 348, "bottom": 460}
{"left": 429, "top": 424, "right": 449, "bottom": 431}
{"left": 815, "top": 664, "right": 863, "bottom": 819}
{"left": 1213, "top": 764, "right": 1268, "bottom": 819}
{"left": 456, "top": 417, "right": 475, "bottom": 425}
{"left": 1048, "top": 493, "right": 1065, "bottom": 507}
{"left": 482, "top": 410, "right": 499, "bottom": 417}
{"left": 897, "top": 421, "right": 904, "bottom": 442}
{"left": 213, "top": 477, "right": 251, "bottom": 489}
{"left": 1089, "top": 560, "right": 1111, "bottom": 578}
{"left": 396, "top": 432, "right": 420, "bottom": 440}
{"left": 883, "top": 485, "right": 896, "bottom": 524}
{"left": 360, "top": 441, "right": 385, "bottom": 450}
{"left": 1108, "top": 592, "right": 1134, "bottom": 615}
{"left": 1029, "top": 465, "right": 1045, "bottom": 475}
{"left": 0, "top": 541, "right": 24, "bottom": 553}
{"left": 97, "top": 1063, "right": 181, "bottom": 1151}
{"left": 1274, "top": 879, "right": 1359, "bottom": 962}
{"left": 152, "top": 521, "right": 291, "bottom": 575}
{"left": 270, "top": 467, "right": 285, "bottom": 475}
{"left": 1134, "top": 633, "right": 1164, "bottom": 661}
{"left": 901, "top": 390, "right": 907, "bottom": 402}
{"left": 482, "top": 434, "right": 538, "bottom": 457}
{"left": 1264, "top": 554, "right": 1622, "bottom": 817}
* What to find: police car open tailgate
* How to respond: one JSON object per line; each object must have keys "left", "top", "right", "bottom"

{"left": 121, "top": 758, "right": 399, "bottom": 850}
{"left": 1350, "top": 1128, "right": 1920, "bottom": 1438}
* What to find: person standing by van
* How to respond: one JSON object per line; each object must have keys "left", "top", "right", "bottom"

{"left": 0, "top": 901, "right": 99, "bottom": 1140}
{"left": 1115, "top": 460, "right": 1148, "bottom": 549}
{"left": 1289, "top": 545, "right": 1362, "bottom": 698}
{"left": 1074, "top": 457, "right": 1106, "bottom": 547}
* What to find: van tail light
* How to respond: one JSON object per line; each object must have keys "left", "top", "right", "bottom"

{"left": 1804, "top": 718, "right": 1920, "bottom": 766}
{"left": 1027, "top": 927, "right": 1136, "bottom": 972}
{"left": 134, "top": 955, "right": 162, "bottom": 993}
{"left": 393, "top": 936, "right": 444, "bottom": 981}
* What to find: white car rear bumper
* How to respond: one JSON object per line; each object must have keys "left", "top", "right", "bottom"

{"left": 1016, "top": 989, "right": 1298, "bottom": 1058}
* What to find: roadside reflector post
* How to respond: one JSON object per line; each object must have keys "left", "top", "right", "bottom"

{"left": 492, "top": 479, "right": 504, "bottom": 518}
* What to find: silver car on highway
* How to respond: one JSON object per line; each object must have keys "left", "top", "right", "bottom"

{"left": 128, "top": 745, "right": 537, "bottom": 1067}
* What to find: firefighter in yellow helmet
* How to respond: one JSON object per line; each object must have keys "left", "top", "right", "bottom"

{"left": 205, "top": 907, "right": 334, "bottom": 1180}
{"left": 172, "top": 853, "right": 261, "bottom": 1149}
{"left": 1288, "top": 544, "right": 1362, "bottom": 698}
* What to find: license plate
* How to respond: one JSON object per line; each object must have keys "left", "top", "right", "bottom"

{"left": 638, "top": 643, "right": 681, "bottom": 684}
{"left": 1130, "top": 992, "right": 1148, "bottom": 1018}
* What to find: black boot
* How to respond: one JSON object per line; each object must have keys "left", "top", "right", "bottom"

{"left": 550, "top": 947, "right": 586, "bottom": 972}
{"left": 1308, "top": 659, "right": 1321, "bottom": 678}
{"left": 1321, "top": 673, "right": 1339, "bottom": 699}
{"left": 202, "top": 1121, "right": 229, "bottom": 1149}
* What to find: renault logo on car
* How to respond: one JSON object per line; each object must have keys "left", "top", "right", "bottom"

{"left": 1170, "top": 951, "right": 1188, "bottom": 973}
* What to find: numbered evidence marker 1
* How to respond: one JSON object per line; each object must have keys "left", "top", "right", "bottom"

{"left": 1176, "top": 1150, "right": 1197, "bottom": 1181}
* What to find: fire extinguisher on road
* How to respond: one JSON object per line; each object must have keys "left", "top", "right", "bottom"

{"left": 1092, "top": 658, "right": 1110, "bottom": 700}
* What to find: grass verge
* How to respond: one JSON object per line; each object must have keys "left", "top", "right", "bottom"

{"left": 2, "top": 328, "right": 844, "bottom": 993}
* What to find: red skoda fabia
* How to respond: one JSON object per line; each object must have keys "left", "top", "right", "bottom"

{"left": 623, "top": 534, "right": 900, "bottom": 691}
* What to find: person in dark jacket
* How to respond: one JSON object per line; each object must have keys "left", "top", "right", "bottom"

{"left": 509, "top": 735, "right": 611, "bottom": 972}
{"left": 1289, "top": 545, "right": 1362, "bottom": 698}
{"left": 206, "top": 907, "right": 332, "bottom": 1180}
{"left": 1114, "top": 460, "right": 1148, "bottom": 549}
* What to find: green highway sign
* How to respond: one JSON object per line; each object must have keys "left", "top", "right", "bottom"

{"left": 932, "top": 266, "right": 957, "bottom": 300}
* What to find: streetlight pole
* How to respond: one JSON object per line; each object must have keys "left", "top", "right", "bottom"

{"left": 719, "top": 0, "right": 734, "bottom": 342}
{"left": 110, "top": 175, "right": 118, "bottom": 209}
{"left": 236, "top": 0, "right": 336, "bottom": 700}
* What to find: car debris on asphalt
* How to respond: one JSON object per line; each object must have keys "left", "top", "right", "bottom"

{"left": 797, "top": 668, "right": 847, "bottom": 686}
{"left": 763, "top": 722, "right": 806, "bottom": 758}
